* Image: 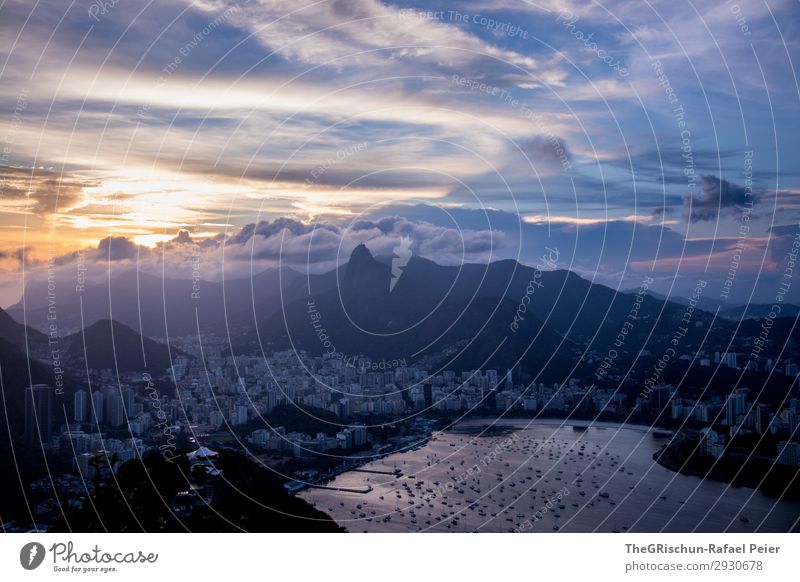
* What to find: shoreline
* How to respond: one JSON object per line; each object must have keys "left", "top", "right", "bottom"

{"left": 654, "top": 435, "right": 800, "bottom": 501}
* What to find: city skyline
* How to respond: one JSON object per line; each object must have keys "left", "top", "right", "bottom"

{"left": 2, "top": 0, "right": 800, "bottom": 539}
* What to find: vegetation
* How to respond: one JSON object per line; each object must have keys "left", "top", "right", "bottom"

{"left": 50, "top": 450, "right": 341, "bottom": 532}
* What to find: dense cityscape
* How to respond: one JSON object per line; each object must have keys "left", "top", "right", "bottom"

{"left": 7, "top": 316, "right": 799, "bottom": 532}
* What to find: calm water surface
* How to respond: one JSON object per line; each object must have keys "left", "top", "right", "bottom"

{"left": 299, "top": 419, "right": 800, "bottom": 532}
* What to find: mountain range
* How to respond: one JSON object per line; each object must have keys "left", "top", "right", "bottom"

{"left": 644, "top": 290, "right": 800, "bottom": 321}
{"left": 7, "top": 268, "right": 299, "bottom": 338}
{"left": 62, "top": 319, "right": 178, "bottom": 374}
{"left": 0, "top": 309, "right": 176, "bottom": 438}
{"left": 6, "top": 245, "right": 800, "bottom": 383}
{"left": 245, "top": 244, "right": 717, "bottom": 377}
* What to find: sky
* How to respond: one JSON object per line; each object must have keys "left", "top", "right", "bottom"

{"left": 0, "top": 0, "right": 799, "bottom": 306}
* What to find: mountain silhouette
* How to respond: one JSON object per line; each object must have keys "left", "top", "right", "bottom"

{"left": 246, "top": 245, "right": 575, "bottom": 376}
{"left": 0, "top": 307, "right": 45, "bottom": 345}
{"left": 7, "top": 245, "right": 764, "bottom": 381}
{"left": 0, "top": 337, "right": 56, "bottom": 434}
{"left": 64, "top": 319, "right": 179, "bottom": 374}
{"left": 9, "top": 268, "right": 299, "bottom": 338}
{"left": 340, "top": 243, "right": 391, "bottom": 324}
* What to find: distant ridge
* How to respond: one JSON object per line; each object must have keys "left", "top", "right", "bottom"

{"left": 64, "top": 319, "right": 179, "bottom": 374}
{"left": 8, "top": 268, "right": 300, "bottom": 337}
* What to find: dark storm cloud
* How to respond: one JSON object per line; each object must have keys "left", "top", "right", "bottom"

{"left": 684, "top": 174, "right": 757, "bottom": 223}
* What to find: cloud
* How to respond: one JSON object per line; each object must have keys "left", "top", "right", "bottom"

{"left": 169, "top": 229, "right": 197, "bottom": 245}
{"left": 520, "top": 135, "right": 572, "bottom": 170}
{"left": 223, "top": 215, "right": 503, "bottom": 268}
{"left": 96, "top": 236, "right": 140, "bottom": 261}
{"left": 6, "top": 204, "right": 800, "bottom": 307}
{"left": 226, "top": 217, "right": 338, "bottom": 246}
{"left": 195, "top": 0, "right": 565, "bottom": 86}
{"left": 684, "top": 174, "right": 757, "bottom": 223}
{"left": 652, "top": 206, "right": 675, "bottom": 219}
{"left": 24, "top": 214, "right": 506, "bottom": 293}
{"left": 0, "top": 0, "right": 797, "bottom": 310}
{"left": 767, "top": 224, "right": 800, "bottom": 266}
{"left": 0, "top": 166, "right": 95, "bottom": 216}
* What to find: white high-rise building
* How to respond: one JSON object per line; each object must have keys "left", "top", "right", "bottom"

{"left": 725, "top": 391, "right": 747, "bottom": 425}
{"left": 722, "top": 352, "right": 739, "bottom": 369}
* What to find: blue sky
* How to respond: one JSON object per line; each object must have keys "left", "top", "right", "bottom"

{"left": 0, "top": 0, "right": 799, "bottom": 305}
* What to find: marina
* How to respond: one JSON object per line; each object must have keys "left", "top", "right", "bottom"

{"left": 300, "top": 419, "right": 800, "bottom": 532}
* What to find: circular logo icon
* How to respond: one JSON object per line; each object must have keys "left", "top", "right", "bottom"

{"left": 20, "top": 542, "right": 46, "bottom": 570}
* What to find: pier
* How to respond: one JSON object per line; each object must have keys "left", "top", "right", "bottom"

{"left": 352, "top": 468, "right": 403, "bottom": 477}
{"left": 308, "top": 484, "right": 374, "bottom": 494}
